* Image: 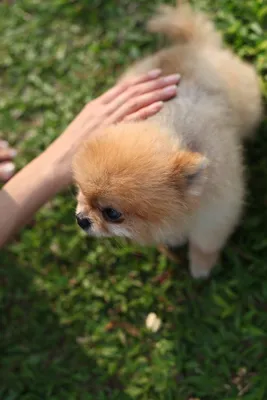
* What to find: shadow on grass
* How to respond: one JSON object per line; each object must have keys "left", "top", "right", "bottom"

{"left": 0, "top": 256, "right": 129, "bottom": 400}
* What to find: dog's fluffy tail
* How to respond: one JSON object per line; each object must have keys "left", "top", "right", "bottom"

{"left": 147, "top": 1, "right": 222, "bottom": 47}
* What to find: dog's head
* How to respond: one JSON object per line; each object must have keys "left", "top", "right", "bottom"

{"left": 73, "top": 121, "right": 208, "bottom": 245}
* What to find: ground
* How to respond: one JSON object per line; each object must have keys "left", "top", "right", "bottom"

{"left": 0, "top": 0, "right": 267, "bottom": 399}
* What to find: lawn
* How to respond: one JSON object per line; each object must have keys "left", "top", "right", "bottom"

{"left": 0, "top": 0, "right": 267, "bottom": 399}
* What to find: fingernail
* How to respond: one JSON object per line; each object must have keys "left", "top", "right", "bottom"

{"left": 0, "top": 162, "right": 15, "bottom": 180}
{"left": 0, "top": 140, "right": 9, "bottom": 149}
{"left": 147, "top": 69, "right": 162, "bottom": 79}
{"left": 163, "top": 73, "right": 181, "bottom": 84}
{"left": 151, "top": 101, "right": 163, "bottom": 110}
{"left": 162, "top": 85, "right": 177, "bottom": 95}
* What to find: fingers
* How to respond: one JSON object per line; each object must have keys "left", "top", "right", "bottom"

{"left": 120, "top": 68, "right": 163, "bottom": 86}
{"left": 105, "top": 73, "right": 180, "bottom": 116}
{"left": 0, "top": 141, "right": 17, "bottom": 182}
{"left": 0, "top": 162, "right": 15, "bottom": 181}
{"left": 124, "top": 101, "right": 164, "bottom": 122}
{"left": 99, "top": 69, "right": 162, "bottom": 104}
{"left": 0, "top": 147, "right": 17, "bottom": 162}
{"left": 70, "top": 69, "right": 180, "bottom": 143}
{"left": 107, "top": 84, "right": 177, "bottom": 124}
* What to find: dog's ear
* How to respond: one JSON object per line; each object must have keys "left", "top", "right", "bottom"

{"left": 171, "top": 151, "right": 209, "bottom": 197}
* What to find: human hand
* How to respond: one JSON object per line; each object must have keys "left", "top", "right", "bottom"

{"left": 47, "top": 69, "right": 180, "bottom": 187}
{"left": 0, "top": 70, "right": 180, "bottom": 247}
{"left": 0, "top": 140, "right": 17, "bottom": 182}
{"left": 92, "top": 68, "right": 180, "bottom": 124}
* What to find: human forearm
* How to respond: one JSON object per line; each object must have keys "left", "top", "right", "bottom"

{"left": 0, "top": 152, "right": 62, "bottom": 247}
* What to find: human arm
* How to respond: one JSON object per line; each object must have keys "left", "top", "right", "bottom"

{"left": 0, "top": 69, "right": 180, "bottom": 248}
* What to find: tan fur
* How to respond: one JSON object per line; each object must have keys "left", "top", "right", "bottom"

{"left": 73, "top": 1, "right": 262, "bottom": 278}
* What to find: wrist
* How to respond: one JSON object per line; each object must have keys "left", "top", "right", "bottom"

{"left": 40, "top": 149, "right": 72, "bottom": 193}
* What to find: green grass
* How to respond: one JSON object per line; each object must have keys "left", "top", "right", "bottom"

{"left": 0, "top": 0, "right": 267, "bottom": 399}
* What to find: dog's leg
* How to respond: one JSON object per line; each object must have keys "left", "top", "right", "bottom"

{"left": 189, "top": 243, "right": 219, "bottom": 278}
{"left": 188, "top": 189, "right": 243, "bottom": 279}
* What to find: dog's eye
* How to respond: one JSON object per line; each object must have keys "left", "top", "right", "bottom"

{"left": 102, "top": 207, "right": 122, "bottom": 222}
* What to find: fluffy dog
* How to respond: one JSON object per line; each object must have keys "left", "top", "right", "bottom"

{"left": 73, "top": 2, "right": 262, "bottom": 278}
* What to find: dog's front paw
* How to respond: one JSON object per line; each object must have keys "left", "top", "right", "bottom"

{"left": 189, "top": 262, "right": 213, "bottom": 279}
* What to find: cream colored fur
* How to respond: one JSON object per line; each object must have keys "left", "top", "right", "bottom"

{"left": 74, "top": 2, "right": 262, "bottom": 278}
{"left": 119, "top": 2, "right": 262, "bottom": 277}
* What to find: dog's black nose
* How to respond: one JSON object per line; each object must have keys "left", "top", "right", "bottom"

{"left": 76, "top": 214, "right": 92, "bottom": 231}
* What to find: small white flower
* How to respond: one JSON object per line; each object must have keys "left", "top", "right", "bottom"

{"left": 145, "top": 312, "right": 162, "bottom": 332}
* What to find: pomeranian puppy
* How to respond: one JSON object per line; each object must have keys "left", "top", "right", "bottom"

{"left": 73, "top": 2, "right": 262, "bottom": 278}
